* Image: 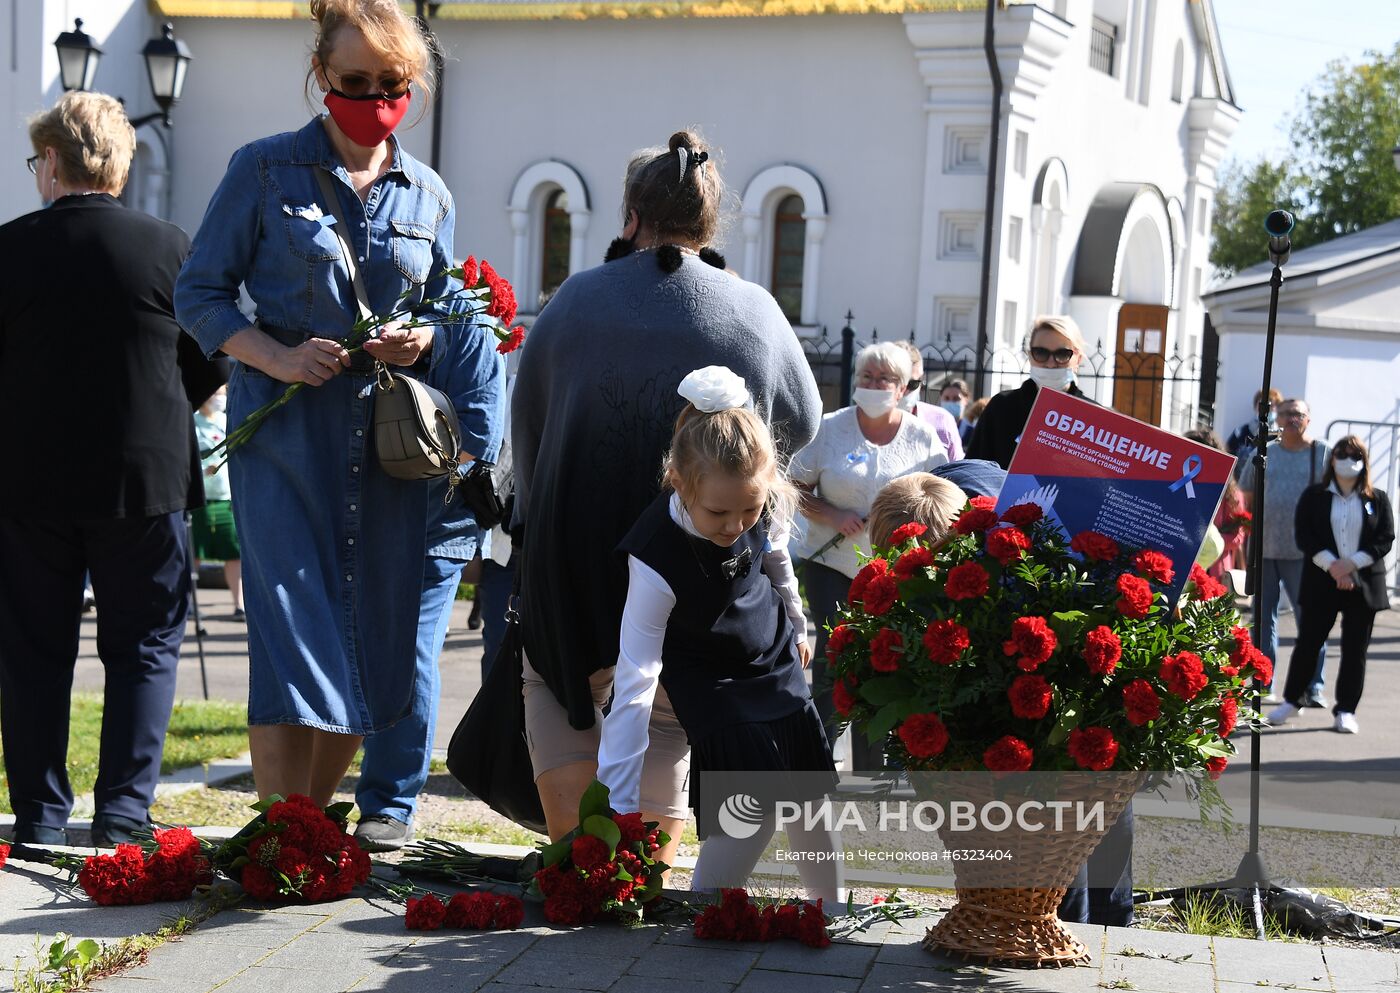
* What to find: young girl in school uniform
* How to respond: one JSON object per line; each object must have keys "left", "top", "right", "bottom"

{"left": 597, "top": 366, "right": 843, "bottom": 903}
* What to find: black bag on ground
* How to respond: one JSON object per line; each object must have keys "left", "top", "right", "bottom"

{"left": 445, "top": 606, "right": 547, "bottom": 836}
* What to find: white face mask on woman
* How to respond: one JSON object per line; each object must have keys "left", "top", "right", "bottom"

{"left": 1027, "top": 365, "right": 1075, "bottom": 392}
{"left": 207, "top": 393, "right": 228, "bottom": 415}
{"left": 853, "top": 387, "right": 899, "bottom": 417}
{"left": 1334, "top": 459, "right": 1364, "bottom": 480}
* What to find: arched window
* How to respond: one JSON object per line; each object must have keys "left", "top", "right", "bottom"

{"left": 540, "top": 189, "right": 571, "bottom": 303}
{"left": 771, "top": 194, "right": 806, "bottom": 323}
{"left": 1170, "top": 40, "right": 1184, "bottom": 103}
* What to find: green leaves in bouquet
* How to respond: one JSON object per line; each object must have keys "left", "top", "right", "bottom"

{"left": 581, "top": 815, "right": 622, "bottom": 858}
{"left": 540, "top": 838, "right": 571, "bottom": 869}
{"left": 212, "top": 793, "right": 283, "bottom": 873}
{"left": 579, "top": 780, "right": 612, "bottom": 824}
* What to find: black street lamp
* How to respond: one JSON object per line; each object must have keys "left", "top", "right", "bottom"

{"left": 136, "top": 24, "right": 193, "bottom": 127}
{"left": 51, "top": 19, "right": 192, "bottom": 128}
{"left": 54, "top": 18, "right": 102, "bottom": 93}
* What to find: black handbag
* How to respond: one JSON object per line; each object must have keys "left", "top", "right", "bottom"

{"left": 456, "top": 460, "right": 508, "bottom": 529}
{"left": 445, "top": 596, "right": 547, "bottom": 835}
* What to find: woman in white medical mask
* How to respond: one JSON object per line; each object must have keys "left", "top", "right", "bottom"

{"left": 789, "top": 342, "right": 949, "bottom": 769}
{"left": 966, "top": 315, "right": 1090, "bottom": 469}
{"left": 1270, "top": 436, "right": 1393, "bottom": 734}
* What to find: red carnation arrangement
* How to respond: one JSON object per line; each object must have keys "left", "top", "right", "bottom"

{"left": 405, "top": 891, "right": 525, "bottom": 931}
{"left": 76, "top": 827, "right": 212, "bottom": 906}
{"left": 888, "top": 522, "right": 927, "bottom": 545}
{"left": 214, "top": 794, "right": 369, "bottom": 904}
{"left": 0, "top": 842, "right": 9, "bottom": 871}
{"left": 527, "top": 781, "right": 670, "bottom": 925}
{"left": 825, "top": 499, "right": 1255, "bottom": 776}
{"left": 694, "top": 889, "right": 830, "bottom": 948}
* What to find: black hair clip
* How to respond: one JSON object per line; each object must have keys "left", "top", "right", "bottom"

{"left": 604, "top": 237, "right": 635, "bottom": 263}
{"left": 719, "top": 545, "right": 753, "bottom": 581}
{"left": 676, "top": 146, "right": 710, "bottom": 182}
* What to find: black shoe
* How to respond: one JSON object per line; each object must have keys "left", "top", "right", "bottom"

{"left": 353, "top": 814, "right": 413, "bottom": 852}
{"left": 467, "top": 599, "right": 483, "bottom": 631}
{"left": 12, "top": 823, "right": 68, "bottom": 846}
{"left": 91, "top": 814, "right": 151, "bottom": 848}
{"left": 232, "top": 607, "right": 246, "bottom": 622}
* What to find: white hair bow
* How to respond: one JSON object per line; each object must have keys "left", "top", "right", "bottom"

{"left": 678, "top": 366, "right": 750, "bottom": 413}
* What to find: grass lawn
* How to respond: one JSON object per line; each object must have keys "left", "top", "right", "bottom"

{"left": 0, "top": 693, "right": 249, "bottom": 815}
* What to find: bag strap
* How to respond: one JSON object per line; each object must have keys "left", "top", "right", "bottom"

{"left": 1309, "top": 439, "right": 1322, "bottom": 486}
{"left": 313, "top": 168, "right": 374, "bottom": 325}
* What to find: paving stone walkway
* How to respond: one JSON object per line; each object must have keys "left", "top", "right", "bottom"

{"left": 3, "top": 858, "right": 1398, "bottom": 993}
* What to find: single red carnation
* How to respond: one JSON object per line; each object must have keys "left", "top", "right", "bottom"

{"left": 797, "top": 900, "right": 832, "bottom": 948}
{"left": 480, "top": 260, "right": 518, "bottom": 326}
{"left": 954, "top": 507, "right": 999, "bottom": 534}
{"left": 869, "top": 627, "right": 903, "bottom": 673}
{"left": 1189, "top": 563, "right": 1228, "bottom": 600}
{"left": 493, "top": 893, "right": 526, "bottom": 928}
{"left": 1122, "top": 679, "right": 1161, "bottom": 726}
{"left": 1249, "top": 652, "right": 1274, "bottom": 687}
{"left": 862, "top": 574, "right": 899, "bottom": 616}
{"left": 970, "top": 495, "right": 997, "bottom": 511}
{"left": 922, "top": 618, "right": 970, "bottom": 665}
{"left": 1115, "top": 573, "right": 1155, "bottom": 620}
{"left": 897, "top": 713, "right": 949, "bottom": 759}
{"left": 612, "top": 812, "right": 647, "bottom": 845}
{"left": 986, "top": 526, "right": 1032, "bottom": 566}
{"left": 241, "top": 863, "right": 279, "bottom": 901}
{"left": 893, "top": 545, "right": 934, "bottom": 579}
{"left": 406, "top": 894, "right": 447, "bottom": 930}
{"left": 497, "top": 325, "right": 527, "bottom": 355}
{"left": 1206, "top": 755, "right": 1228, "bottom": 780}
{"left": 1008, "top": 674, "right": 1053, "bottom": 720}
{"left": 832, "top": 674, "right": 859, "bottom": 717}
{"left": 0, "top": 842, "right": 8, "bottom": 871}
{"left": 848, "top": 559, "right": 888, "bottom": 604}
{"left": 1219, "top": 695, "right": 1240, "bottom": 737}
{"left": 945, "top": 561, "right": 990, "bottom": 600}
{"left": 460, "top": 255, "right": 479, "bottom": 287}
{"left": 983, "top": 735, "right": 1034, "bottom": 772}
{"left": 1002, "top": 615, "right": 1057, "bottom": 671}
{"left": 825, "top": 623, "right": 857, "bottom": 661}
{"left": 1067, "top": 726, "right": 1119, "bottom": 771}
{"left": 571, "top": 835, "right": 610, "bottom": 871}
{"left": 888, "top": 522, "right": 927, "bottom": 545}
{"left": 1082, "top": 625, "right": 1122, "bottom": 676}
{"left": 1160, "top": 651, "right": 1209, "bottom": 700}
{"left": 1070, "top": 531, "right": 1120, "bottom": 562}
{"left": 1000, "top": 502, "right": 1043, "bottom": 527}
{"left": 1132, "top": 549, "right": 1175, "bottom": 585}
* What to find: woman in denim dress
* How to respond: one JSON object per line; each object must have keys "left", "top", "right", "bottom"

{"left": 175, "top": 0, "right": 501, "bottom": 805}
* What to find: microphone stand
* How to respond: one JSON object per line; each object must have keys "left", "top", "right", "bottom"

{"left": 1140, "top": 214, "right": 1294, "bottom": 940}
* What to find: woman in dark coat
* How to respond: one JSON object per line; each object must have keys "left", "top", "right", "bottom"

{"left": 1270, "top": 435, "right": 1394, "bottom": 734}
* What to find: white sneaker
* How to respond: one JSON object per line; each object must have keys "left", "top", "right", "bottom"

{"left": 1334, "top": 712, "right": 1359, "bottom": 734}
{"left": 1267, "top": 703, "right": 1299, "bottom": 725}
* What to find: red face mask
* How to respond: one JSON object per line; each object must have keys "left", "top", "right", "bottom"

{"left": 324, "top": 88, "right": 412, "bottom": 148}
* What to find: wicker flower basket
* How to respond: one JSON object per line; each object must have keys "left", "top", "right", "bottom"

{"left": 917, "top": 773, "right": 1141, "bottom": 967}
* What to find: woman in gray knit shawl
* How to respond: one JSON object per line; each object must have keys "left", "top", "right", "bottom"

{"left": 510, "top": 130, "right": 822, "bottom": 861}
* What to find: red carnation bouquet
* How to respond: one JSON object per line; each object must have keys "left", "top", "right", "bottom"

{"left": 694, "top": 889, "right": 831, "bottom": 948}
{"left": 530, "top": 781, "right": 670, "bottom": 925}
{"left": 205, "top": 255, "right": 523, "bottom": 470}
{"left": 77, "top": 827, "right": 213, "bottom": 905}
{"left": 1220, "top": 507, "right": 1253, "bottom": 536}
{"left": 825, "top": 497, "right": 1265, "bottom": 777}
{"left": 212, "top": 794, "right": 370, "bottom": 903}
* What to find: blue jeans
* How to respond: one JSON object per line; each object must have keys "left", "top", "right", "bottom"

{"left": 356, "top": 555, "right": 465, "bottom": 824}
{"left": 478, "top": 553, "right": 516, "bottom": 681}
{"left": 1257, "top": 557, "right": 1325, "bottom": 695}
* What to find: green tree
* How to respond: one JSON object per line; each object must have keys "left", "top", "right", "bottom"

{"left": 1211, "top": 42, "right": 1400, "bottom": 277}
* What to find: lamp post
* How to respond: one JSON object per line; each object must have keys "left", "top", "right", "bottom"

{"left": 51, "top": 19, "right": 192, "bottom": 128}
{"left": 53, "top": 19, "right": 102, "bottom": 93}
{"left": 1392, "top": 144, "right": 1400, "bottom": 173}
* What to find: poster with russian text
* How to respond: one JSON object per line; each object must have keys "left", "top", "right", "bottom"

{"left": 996, "top": 390, "right": 1236, "bottom": 603}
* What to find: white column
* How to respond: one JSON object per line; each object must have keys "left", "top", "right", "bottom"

{"left": 509, "top": 207, "right": 530, "bottom": 299}
{"left": 567, "top": 208, "right": 591, "bottom": 275}
{"left": 800, "top": 215, "right": 827, "bottom": 328}
{"left": 741, "top": 212, "right": 762, "bottom": 283}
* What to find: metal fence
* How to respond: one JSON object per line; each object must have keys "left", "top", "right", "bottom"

{"left": 799, "top": 314, "right": 1216, "bottom": 434}
{"left": 1327, "top": 419, "right": 1400, "bottom": 596}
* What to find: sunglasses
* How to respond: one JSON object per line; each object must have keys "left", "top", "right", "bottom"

{"left": 1029, "top": 346, "right": 1076, "bottom": 365}
{"left": 327, "top": 64, "right": 411, "bottom": 100}
{"left": 26, "top": 154, "right": 40, "bottom": 175}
